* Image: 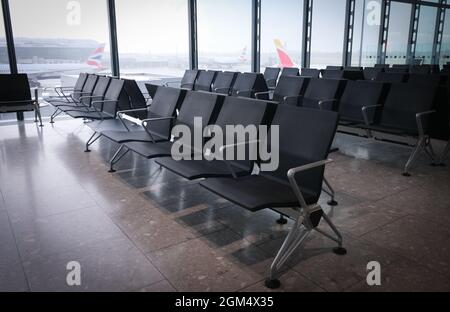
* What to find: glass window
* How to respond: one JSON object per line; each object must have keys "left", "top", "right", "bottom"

{"left": 1, "top": 4, "right": 10, "bottom": 74}
{"left": 310, "top": 0, "right": 346, "bottom": 69}
{"left": 115, "top": 0, "right": 189, "bottom": 82}
{"left": 440, "top": 9, "right": 450, "bottom": 67}
{"left": 260, "top": 0, "right": 303, "bottom": 71}
{"left": 415, "top": 6, "right": 437, "bottom": 65}
{"left": 9, "top": 0, "right": 111, "bottom": 89}
{"left": 385, "top": 2, "right": 412, "bottom": 65}
{"left": 352, "top": 0, "right": 382, "bottom": 67}
{"left": 197, "top": 0, "right": 252, "bottom": 72}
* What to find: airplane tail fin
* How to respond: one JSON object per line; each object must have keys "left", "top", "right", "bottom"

{"left": 274, "top": 39, "right": 295, "bottom": 68}
{"left": 86, "top": 44, "right": 105, "bottom": 69}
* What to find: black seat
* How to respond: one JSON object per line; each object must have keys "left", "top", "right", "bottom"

{"left": 345, "top": 66, "right": 363, "bottom": 71}
{"left": 280, "top": 67, "right": 300, "bottom": 77}
{"left": 166, "top": 69, "right": 201, "bottom": 90}
{"left": 231, "top": 73, "right": 268, "bottom": 98}
{"left": 374, "top": 71, "right": 408, "bottom": 83}
{"left": 44, "top": 72, "right": 88, "bottom": 103}
{"left": 65, "top": 78, "right": 125, "bottom": 121}
{"left": 256, "top": 76, "right": 309, "bottom": 106}
{"left": 194, "top": 71, "right": 219, "bottom": 92}
{"left": 326, "top": 66, "right": 343, "bottom": 71}
{"left": 200, "top": 105, "right": 344, "bottom": 289}
{"left": 374, "top": 64, "right": 390, "bottom": 69}
{"left": 48, "top": 74, "right": 99, "bottom": 109}
{"left": 299, "top": 78, "right": 345, "bottom": 111}
{"left": 109, "top": 91, "right": 222, "bottom": 172}
{"left": 60, "top": 76, "right": 111, "bottom": 112}
{"left": 364, "top": 67, "right": 384, "bottom": 80}
{"left": 156, "top": 96, "right": 273, "bottom": 180}
{"left": 408, "top": 74, "right": 442, "bottom": 86}
{"left": 359, "top": 83, "right": 438, "bottom": 175}
{"left": 410, "top": 65, "right": 434, "bottom": 75}
{"left": 0, "top": 74, "right": 43, "bottom": 126}
{"left": 339, "top": 80, "right": 386, "bottom": 125}
{"left": 300, "top": 68, "right": 320, "bottom": 78}
{"left": 100, "top": 86, "right": 185, "bottom": 149}
{"left": 212, "top": 71, "right": 238, "bottom": 95}
{"left": 321, "top": 69, "right": 344, "bottom": 79}
{"left": 263, "top": 67, "right": 281, "bottom": 89}
{"left": 386, "top": 66, "right": 409, "bottom": 74}
{"left": 145, "top": 83, "right": 159, "bottom": 100}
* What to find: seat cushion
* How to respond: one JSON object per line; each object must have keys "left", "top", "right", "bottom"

{"left": 102, "top": 129, "right": 167, "bottom": 144}
{"left": 87, "top": 119, "right": 136, "bottom": 133}
{"left": 124, "top": 141, "right": 173, "bottom": 158}
{"left": 156, "top": 158, "right": 252, "bottom": 180}
{"left": 200, "top": 175, "right": 318, "bottom": 212}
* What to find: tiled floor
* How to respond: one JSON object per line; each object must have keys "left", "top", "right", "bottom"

{"left": 1, "top": 119, "right": 450, "bottom": 292}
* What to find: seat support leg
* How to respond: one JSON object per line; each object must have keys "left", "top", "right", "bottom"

{"left": 403, "top": 136, "right": 426, "bottom": 177}
{"left": 50, "top": 109, "right": 62, "bottom": 124}
{"left": 323, "top": 177, "right": 338, "bottom": 206}
{"left": 318, "top": 213, "right": 346, "bottom": 255}
{"left": 109, "top": 145, "right": 129, "bottom": 173}
{"left": 34, "top": 104, "right": 43, "bottom": 127}
{"left": 85, "top": 132, "right": 102, "bottom": 152}
{"left": 266, "top": 215, "right": 309, "bottom": 289}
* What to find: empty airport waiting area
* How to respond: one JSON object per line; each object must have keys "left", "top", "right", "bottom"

{"left": 1, "top": 0, "right": 450, "bottom": 295}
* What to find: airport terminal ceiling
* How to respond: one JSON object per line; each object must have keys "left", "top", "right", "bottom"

{"left": 0, "top": 0, "right": 449, "bottom": 88}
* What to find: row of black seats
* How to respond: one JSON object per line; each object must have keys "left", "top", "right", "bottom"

{"left": 251, "top": 74, "right": 449, "bottom": 175}
{"left": 0, "top": 74, "right": 43, "bottom": 126}
{"left": 71, "top": 78, "right": 347, "bottom": 289}
{"left": 45, "top": 73, "right": 150, "bottom": 124}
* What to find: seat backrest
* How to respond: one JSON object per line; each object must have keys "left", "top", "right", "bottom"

{"left": 410, "top": 65, "right": 431, "bottom": 75}
{"left": 145, "top": 86, "right": 185, "bottom": 139}
{"left": 180, "top": 69, "right": 200, "bottom": 90}
{"left": 280, "top": 67, "right": 300, "bottom": 77}
{"left": 374, "top": 64, "right": 390, "bottom": 69}
{"left": 101, "top": 78, "right": 126, "bottom": 116}
{"left": 123, "top": 79, "right": 147, "bottom": 114}
{"left": 300, "top": 68, "right": 320, "bottom": 78}
{"left": 408, "top": 74, "right": 442, "bottom": 86}
{"left": 0, "top": 74, "right": 32, "bottom": 103}
{"left": 194, "top": 71, "right": 218, "bottom": 92}
{"left": 379, "top": 82, "right": 437, "bottom": 134}
{"left": 339, "top": 80, "right": 385, "bottom": 123}
{"left": 326, "top": 66, "right": 343, "bottom": 71}
{"left": 302, "top": 78, "right": 344, "bottom": 110}
{"left": 385, "top": 67, "right": 409, "bottom": 74}
{"left": 213, "top": 71, "right": 238, "bottom": 95}
{"left": 175, "top": 90, "right": 222, "bottom": 132}
{"left": 345, "top": 66, "right": 363, "bottom": 71}
{"left": 262, "top": 106, "right": 339, "bottom": 204}
{"left": 375, "top": 72, "right": 408, "bottom": 83}
{"left": 213, "top": 96, "right": 272, "bottom": 170}
{"left": 73, "top": 74, "right": 98, "bottom": 102}
{"left": 321, "top": 69, "right": 344, "bottom": 79}
{"left": 231, "top": 73, "right": 268, "bottom": 97}
{"left": 364, "top": 67, "right": 383, "bottom": 80}
{"left": 264, "top": 67, "right": 281, "bottom": 88}
{"left": 273, "top": 76, "right": 310, "bottom": 104}
{"left": 342, "top": 70, "right": 364, "bottom": 80}
{"left": 145, "top": 83, "right": 159, "bottom": 99}
{"left": 84, "top": 76, "right": 111, "bottom": 106}
{"left": 74, "top": 73, "right": 88, "bottom": 92}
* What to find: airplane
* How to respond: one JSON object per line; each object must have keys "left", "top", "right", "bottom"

{"left": 0, "top": 44, "right": 106, "bottom": 86}
{"left": 202, "top": 46, "right": 249, "bottom": 69}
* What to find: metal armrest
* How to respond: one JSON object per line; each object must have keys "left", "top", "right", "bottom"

{"left": 79, "top": 95, "right": 104, "bottom": 101}
{"left": 416, "top": 110, "right": 436, "bottom": 137}
{"left": 117, "top": 107, "right": 149, "bottom": 131}
{"left": 287, "top": 159, "right": 333, "bottom": 212}
{"left": 318, "top": 99, "right": 337, "bottom": 110}
{"left": 164, "top": 80, "right": 181, "bottom": 87}
{"left": 255, "top": 91, "right": 271, "bottom": 99}
{"left": 213, "top": 87, "right": 230, "bottom": 94}
{"left": 141, "top": 116, "right": 175, "bottom": 143}
{"left": 236, "top": 90, "right": 252, "bottom": 97}
{"left": 0, "top": 99, "right": 35, "bottom": 105}
{"left": 215, "top": 140, "right": 260, "bottom": 178}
